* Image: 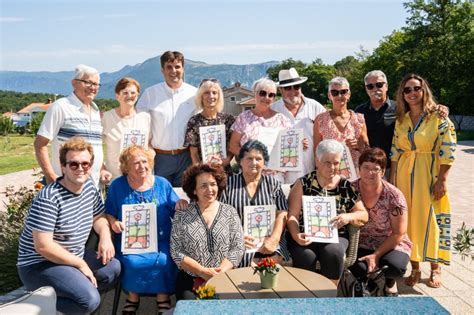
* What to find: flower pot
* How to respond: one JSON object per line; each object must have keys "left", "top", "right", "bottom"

{"left": 259, "top": 272, "right": 278, "bottom": 289}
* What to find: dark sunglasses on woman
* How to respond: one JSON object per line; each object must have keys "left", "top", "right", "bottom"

{"left": 199, "top": 78, "right": 219, "bottom": 87}
{"left": 259, "top": 90, "right": 276, "bottom": 98}
{"left": 330, "top": 89, "right": 349, "bottom": 97}
{"left": 403, "top": 86, "right": 422, "bottom": 94}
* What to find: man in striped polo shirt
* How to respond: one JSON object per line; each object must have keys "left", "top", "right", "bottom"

{"left": 34, "top": 64, "right": 111, "bottom": 187}
{"left": 17, "top": 137, "right": 120, "bottom": 314}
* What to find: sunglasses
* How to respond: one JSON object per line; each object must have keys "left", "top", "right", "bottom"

{"left": 365, "top": 82, "right": 386, "bottom": 90}
{"left": 199, "top": 78, "right": 219, "bottom": 87}
{"left": 66, "top": 161, "right": 92, "bottom": 171}
{"left": 403, "top": 86, "right": 422, "bottom": 94}
{"left": 258, "top": 90, "right": 276, "bottom": 98}
{"left": 330, "top": 89, "right": 349, "bottom": 97}
{"left": 282, "top": 85, "right": 301, "bottom": 91}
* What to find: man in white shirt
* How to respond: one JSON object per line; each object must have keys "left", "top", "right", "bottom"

{"left": 34, "top": 64, "right": 110, "bottom": 187}
{"left": 136, "top": 51, "right": 197, "bottom": 186}
{"left": 272, "top": 68, "right": 326, "bottom": 184}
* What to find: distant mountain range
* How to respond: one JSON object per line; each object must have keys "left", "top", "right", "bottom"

{"left": 0, "top": 56, "right": 279, "bottom": 99}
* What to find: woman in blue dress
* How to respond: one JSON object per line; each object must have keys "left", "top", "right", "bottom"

{"left": 105, "top": 145, "right": 178, "bottom": 315}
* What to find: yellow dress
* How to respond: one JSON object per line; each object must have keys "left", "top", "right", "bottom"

{"left": 391, "top": 112, "right": 456, "bottom": 265}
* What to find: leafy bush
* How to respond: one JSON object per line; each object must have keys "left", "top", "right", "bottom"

{"left": 453, "top": 222, "right": 474, "bottom": 262}
{"left": 0, "top": 116, "right": 15, "bottom": 136}
{"left": 29, "top": 112, "right": 45, "bottom": 135}
{"left": 0, "top": 183, "right": 41, "bottom": 294}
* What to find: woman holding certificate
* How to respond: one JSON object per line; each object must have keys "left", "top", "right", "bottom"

{"left": 104, "top": 145, "right": 179, "bottom": 315}
{"left": 102, "top": 77, "right": 151, "bottom": 181}
{"left": 229, "top": 78, "right": 291, "bottom": 182}
{"left": 183, "top": 79, "right": 235, "bottom": 173}
{"left": 220, "top": 140, "right": 290, "bottom": 266}
{"left": 287, "top": 139, "right": 368, "bottom": 285}
{"left": 170, "top": 164, "right": 244, "bottom": 300}
{"left": 313, "top": 77, "right": 369, "bottom": 169}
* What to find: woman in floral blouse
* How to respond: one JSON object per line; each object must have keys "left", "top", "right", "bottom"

{"left": 184, "top": 79, "right": 235, "bottom": 173}
{"left": 349, "top": 147, "right": 412, "bottom": 296}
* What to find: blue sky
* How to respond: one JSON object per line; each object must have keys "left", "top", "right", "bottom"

{"left": 1, "top": 0, "right": 408, "bottom": 72}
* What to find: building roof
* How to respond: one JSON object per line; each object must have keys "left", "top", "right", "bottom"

{"left": 237, "top": 97, "right": 256, "bottom": 106}
{"left": 17, "top": 102, "right": 51, "bottom": 114}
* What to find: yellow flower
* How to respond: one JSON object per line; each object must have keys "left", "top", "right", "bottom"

{"left": 196, "top": 284, "right": 216, "bottom": 300}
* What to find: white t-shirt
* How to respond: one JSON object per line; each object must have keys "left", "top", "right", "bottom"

{"left": 272, "top": 96, "right": 326, "bottom": 184}
{"left": 136, "top": 82, "right": 197, "bottom": 150}
{"left": 37, "top": 93, "right": 103, "bottom": 186}
{"left": 102, "top": 109, "right": 151, "bottom": 180}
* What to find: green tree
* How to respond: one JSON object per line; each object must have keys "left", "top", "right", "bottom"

{"left": 29, "top": 112, "right": 45, "bottom": 135}
{"left": 0, "top": 116, "right": 15, "bottom": 136}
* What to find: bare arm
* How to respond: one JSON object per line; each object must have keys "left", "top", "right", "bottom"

{"left": 287, "top": 181, "right": 311, "bottom": 246}
{"left": 34, "top": 135, "right": 57, "bottom": 184}
{"left": 180, "top": 256, "right": 221, "bottom": 281}
{"left": 33, "top": 230, "right": 97, "bottom": 286}
{"left": 93, "top": 214, "right": 115, "bottom": 265}
{"left": 313, "top": 119, "right": 322, "bottom": 158}
{"left": 229, "top": 131, "right": 243, "bottom": 156}
{"left": 390, "top": 161, "right": 398, "bottom": 185}
{"left": 433, "top": 164, "right": 452, "bottom": 200}
{"left": 260, "top": 210, "right": 287, "bottom": 254}
{"left": 358, "top": 123, "right": 369, "bottom": 151}
{"left": 359, "top": 205, "right": 407, "bottom": 272}
{"left": 189, "top": 146, "right": 201, "bottom": 165}
{"left": 330, "top": 200, "right": 368, "bottom": 228}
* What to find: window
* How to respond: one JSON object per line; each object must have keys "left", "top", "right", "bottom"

{"left": 230, "top": 96, "right": 236, "bottom": 102}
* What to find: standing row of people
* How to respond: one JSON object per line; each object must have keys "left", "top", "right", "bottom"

{"left": 19, "top": 49, "right": 456, "bottom": 314}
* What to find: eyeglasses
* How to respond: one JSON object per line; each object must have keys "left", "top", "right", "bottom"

{"left": 258, "top": 90, "right": 276, "bottom": 98}
{"left": 360, "top": 165, "right": 383, "bottom": 174}
{"left": 365, "top": 82, "right": 386, "bottom": 90}
{"left": 199, "top": 78, "right": 219, "bottom": 87}
{"left": 66, "top": 161, "right": 92, "bottom": 171}
{"left": 75, "top": 79, "right": 101, "bottom": 88}
{"left": 403, "top": 86, "right": 422, "bottom": 94}
{"left": 330, "top": 89, "right": 349, "bottom": 97}
{"left": 282, "top": 85, "right": 301, "bottom": 91}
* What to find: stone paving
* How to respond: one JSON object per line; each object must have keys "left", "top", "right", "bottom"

{"left": 1, "top": 141, "right": 473, "bottom": 314}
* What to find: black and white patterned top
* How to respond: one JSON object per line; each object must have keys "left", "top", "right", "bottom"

{"left": 298, "top": 171, "right": 360, "bottom": 237}
{"left": 170, "top": 202, "right": 244, "bottom": 276}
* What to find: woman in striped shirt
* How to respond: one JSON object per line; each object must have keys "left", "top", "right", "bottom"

{"left": 220, "top": 140, "right": 289, "bottom": 266}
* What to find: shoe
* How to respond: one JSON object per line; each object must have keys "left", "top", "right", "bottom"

{"left": 384, "top": 279, "right": 399, "bottom": 297}
{"left": 427, "top": 268, "right": 442, "bottom": 288}
{"left": 122, "top": 299, "right": 139, "bottom": 315}
{"left": 404, "top": 269, "right": 421, "bottom": 287}
{"left": 156, "top": 299, "right": 171, "bottom": 315}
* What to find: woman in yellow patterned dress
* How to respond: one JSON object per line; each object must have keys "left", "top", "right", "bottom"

{"left": 390, "top": 74, "right": 456, "bottom": 288}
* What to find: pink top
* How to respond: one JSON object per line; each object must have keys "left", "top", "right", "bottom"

{"left": 353, "top": 179, "right": 412, "bottom": 256}
{"left": 315, "top": 110, "right": 365, "bottom": 167}
{"left": 231, "top": 110, "right": 291, "bottom": 146}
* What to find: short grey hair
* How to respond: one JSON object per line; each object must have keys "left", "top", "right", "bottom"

{"left": 328, "top": 76, "right": 350, "bottom": 91}
{"left": 316, "top": 139, "right": 344, "bottom": 161}
{"left": 253, "top": 78, "right": 277, "bottom": 94}
{"left": 364, "top": 70, "right": 387, "bottom": 84}
{"left": 73, "top": 64, "right": 100, "bottom": 80}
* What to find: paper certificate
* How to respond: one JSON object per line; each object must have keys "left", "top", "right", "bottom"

{"left": 199, "top": 124, "right": 227, "bottom": 164}
{"left": 120, "top": 128, "right": 148, "bottom": 150}
{"left": 259, "top": 127, "right": 304, "bottom": 172}
{"left": 339, "top": 144, "right": 358, "bottom": 182}
{"left": 302, "top": 196, "right": 339, "bottom": 243}
{"left": 121, "top": 202, "right": 157, "bottom": 254}
{"left": 243, "top": 205, "right": 276, "bottom": 253}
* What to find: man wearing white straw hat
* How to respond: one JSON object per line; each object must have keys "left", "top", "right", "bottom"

{"left": 272, "top": 68, "right": 326, "bottom": 184}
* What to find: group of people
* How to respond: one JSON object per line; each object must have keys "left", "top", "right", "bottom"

{"left": 16, "top": 50, "right": 456, "bottom": 314}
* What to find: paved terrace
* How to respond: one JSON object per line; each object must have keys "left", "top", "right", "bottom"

{"left": 1, "top": 141, "right": 473, "bottom": 314}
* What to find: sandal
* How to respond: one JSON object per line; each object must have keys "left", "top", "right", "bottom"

{"left": 427, "top": 268, "right": 442, "bottom": 288}
{"left": 404, "top": 269, "right": 421, "bottom": 287}
{"left": 156, "top": 299, "right": 171, "bottom": 315}
{"left": 122, "top": 299, "right": 140, "bottom": 315}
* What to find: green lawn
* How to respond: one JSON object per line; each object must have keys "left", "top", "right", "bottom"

{"left": 0, "top": 135, "right": 39, "bottom": 175}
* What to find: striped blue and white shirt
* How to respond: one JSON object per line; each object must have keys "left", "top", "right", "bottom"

{"left": 37, "top": 93, "right": 103, "bottom": 186}
{"left": 17, "top": 178, "right": 104, "bottom": 267}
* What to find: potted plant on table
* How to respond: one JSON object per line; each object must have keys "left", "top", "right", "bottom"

{"left": 253, "top": 257, "right": 280, "bottom": 289}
